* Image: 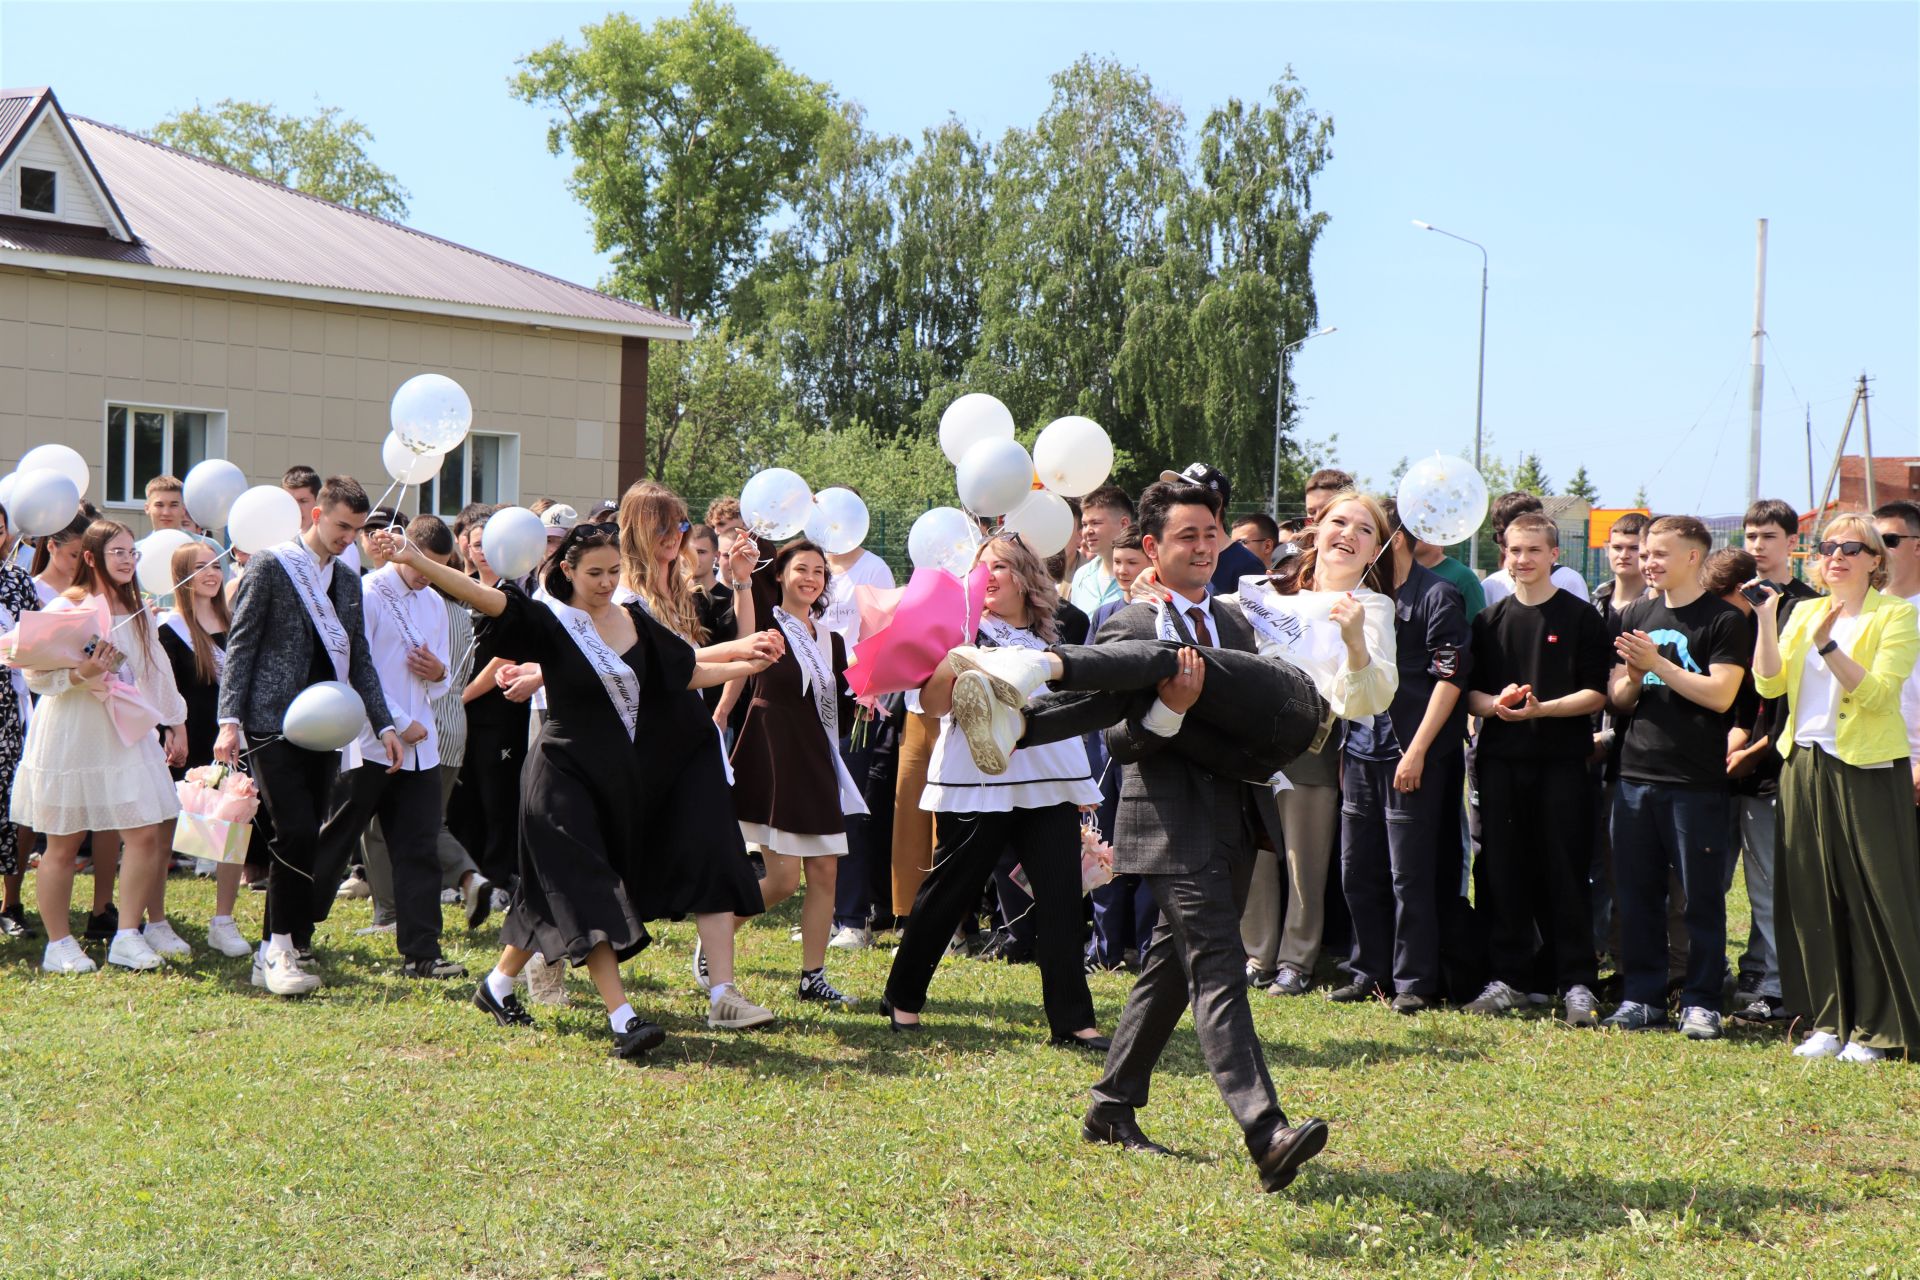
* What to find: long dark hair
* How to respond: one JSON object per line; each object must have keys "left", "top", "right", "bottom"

{"left": 74, "top": 519, "right": 149, "bottom": 645}
{"left": 769, "top": 538, "right": 831, "bottom": 618}
{"left": 540, "top": 524, "right": 621, "bottom": 604}
{"left": 29, "top": 510, "right": 92, "bottom": 578}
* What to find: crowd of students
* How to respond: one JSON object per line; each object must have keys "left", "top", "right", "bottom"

{"left": 1, "top": 451, "right": 1914, "bottom": 1187}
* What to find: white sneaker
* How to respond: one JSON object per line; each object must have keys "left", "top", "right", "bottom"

{"left": 439, "top": 888, "right": 461, "bottom": 905}
{"left": 1838, "top": 1040, "right": 1886, "bottom": 1063}
{"left": 206, "top": 917, "right": 253, "bottom": 958}
{"left": 522, "top": 952, "right": 567, "bottom": 1006}
{"left": 336, "top": 874, "right": 372, "bottom": 900}
{"left": 1793, "top": 1030, "right": 1843, "bottom": 1059}
{"left": 951, "top": 671, "right": 1024, "bottom": 775}
{"left": 947, "top": 645, "right": 1054, "bottom": 707}
{"left": 353, "top": 922, "right": 397, "bottom": 936}
{"left": 107, "top": 931, "right": 164, "bottom": 971}
{"left": 193, "top": 858, "right": 216, "bottom": 878}
{"left": 251, "top": 952, "right": 268, "bottom": 989}
{"left": 490, "top": 887, "right": 511, "bottom": 912}
{"left": 262, "top": 946, "right": 321, "bottom": 996}
{"left": 828, "top": 925, "right": 872, "bottom": 951}
{"left": 708, "top": 986, "right": 776, "bottom": 1030}
{"left": 691, "top": 937, "right": 711, "bottom": 993}
{"left": 41, "top": 936, "right": 97, "bottom": 974}
{"left": 142, "top": 920, "right": 192, "bottom": 960}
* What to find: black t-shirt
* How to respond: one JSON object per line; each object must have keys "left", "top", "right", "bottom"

{"left": 1471, "top": 588, "right": 1612, "bottom": 761}
{"left": 1346, "top": 562, "right": 1471, "bottom": 761}
{"left": 1616, "top": 593, "right": 1751, "bottom": 790}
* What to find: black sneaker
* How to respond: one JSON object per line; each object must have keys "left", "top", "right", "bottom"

{"left": 611, "top": 1018, "right": 666, "bottom": 1060}
{"left": 1326, "top": 979, "right": 1384, "bottom": 1004}
{"left": 798, "top": 969, "right": 857, "bottom": 1007}
{"left": 1390, "top": 993, "right": 1430, "bottom": 1015}
{"left": 0, "top": 905, "right": 38, "bottom": 939}
{"left": 83, "top": 906, "right": 119, "bottom": 941}
{"left": 473, "top": 982, "right": 535, "bottom": 1027}
{"left": 401, "top": 956, "right": 469, "bottom": 980}
{"left": 1730, "top": 996, "right": 1789, "bottom": 1025}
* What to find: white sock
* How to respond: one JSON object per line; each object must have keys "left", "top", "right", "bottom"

{"left": 485, "top": 967, "right": 516, "bottom": 1002}
{"left": 115, "top": 928, "right": 140, "bottom": 943}
{"left": 609, "top": 1002, "right": 637, "bottom": 1034}
{"left": 257, "top": 939, "right": 271, "bottom": 963}
{"left": 211, "top": 915, "right": 233, "bottom": 927}
{"left": 710, "top": 982, "right": 733, "bottom": 1005}
{"left": 269, "top": 932, "right": 295, "bottom": 957}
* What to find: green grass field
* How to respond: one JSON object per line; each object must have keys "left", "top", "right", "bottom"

{"left": 2, "top": 877, "right": 1914, "bottom": 1279}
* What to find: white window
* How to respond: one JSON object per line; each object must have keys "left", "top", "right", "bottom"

{"left": 419, "top": 433, "right": 519, "bottom": 517}
{"left": 104, "top": 404, "right": 228, "bottom": 508}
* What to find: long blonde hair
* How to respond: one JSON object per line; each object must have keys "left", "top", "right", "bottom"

{"left": 617, "top": 480, "right": 705, "bottom": 644}
{"left": 974, "top": 534, "right": 1059, "bottom": 645}
{"left": 170, "top": 540, "right": 231, "bottom": 684}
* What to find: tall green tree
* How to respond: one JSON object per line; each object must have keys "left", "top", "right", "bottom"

{"left": 891, "top": 119, "right": 992, "bottom": 432}
{"left": 151, "top": 100, "right": 409, "bottom": 218}
{"left": 1565, "top": 464, "right": 1600, "bottom": 503}
{"left": 1513, "top": 452, "right": 1553, "bottom": 496}
{"left": 514, "top": 0, "right": 832, "bottom": 319}
{"left": 646, "top": 323, "right": 785, "bottom": 497}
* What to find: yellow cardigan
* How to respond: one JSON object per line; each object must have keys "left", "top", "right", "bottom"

{"left": 1754, "top": 588, "right": 1920, "bottom": 766}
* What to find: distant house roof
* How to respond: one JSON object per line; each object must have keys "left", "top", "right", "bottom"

{"left": 0, "top": 89, "right": 691, "bottom": 341}
{"left": 0, "top": 87, "right": 136, "bottom": 241}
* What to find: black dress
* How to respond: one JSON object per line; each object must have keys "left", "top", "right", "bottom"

{"left": 729, "top": 613, "right": 855, "bottom": 849}
{"left": 158, "top": 622, "right": 227, "bottom": 774}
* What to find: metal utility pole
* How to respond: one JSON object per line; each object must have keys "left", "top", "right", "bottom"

{"left": 1805, "top": 406, "right": 1814, "bottom": 521}
{"left": 1861, "top": 372, "right": 1876, "bottom": 509}
{"left": 1746, "top": 218, "right": 1768, "bottom": 506}
{"left": 1412, "top": 219, "right": 1490, "bottom": 570}
{"left": 1815, "top": 374, "right": 1872, "bottom": 519}
{"left": 1268, "top": 326, "right": 1337, "bottom": 517}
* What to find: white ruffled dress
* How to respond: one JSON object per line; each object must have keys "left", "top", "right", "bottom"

{"left": 10, "top": 607, "right": 187, "bottom": 835}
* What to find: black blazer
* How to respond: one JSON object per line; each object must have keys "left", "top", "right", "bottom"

{"left": 218, "top": 548, "right": 394, "bottom": 740}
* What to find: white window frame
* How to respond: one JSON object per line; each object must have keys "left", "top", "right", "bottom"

{"left": 17, "top": 165, "right": 60, "bottom": 219}
{"left": 101, "top": 402, "right": 230, "bottom": 511}
{"left": 419, "top": 431, "right": 520, "bottom": 517}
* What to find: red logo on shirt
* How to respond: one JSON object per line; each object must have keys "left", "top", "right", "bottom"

{"left": 1547, "top": 634, "right": 1559, "bottom": 643}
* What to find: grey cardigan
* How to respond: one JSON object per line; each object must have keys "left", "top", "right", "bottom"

{"left": 217, "top": 548, "right": 394, "bottom": 741}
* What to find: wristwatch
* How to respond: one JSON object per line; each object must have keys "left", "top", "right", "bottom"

{"left": 1817, "top": 639, "right": 1839, "bottom": 657}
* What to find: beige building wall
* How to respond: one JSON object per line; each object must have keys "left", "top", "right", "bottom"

{"left": 0, "top": 266, "right": 626, "bottom": 532}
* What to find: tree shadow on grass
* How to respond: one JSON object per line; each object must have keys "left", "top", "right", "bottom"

{"left": 1285, "top": 1163, "right": 1835, "bottom": 1257}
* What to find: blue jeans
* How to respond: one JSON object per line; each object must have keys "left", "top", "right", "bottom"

{"left": 1611, "top": 779, "right": 1730, "bottom": 1009}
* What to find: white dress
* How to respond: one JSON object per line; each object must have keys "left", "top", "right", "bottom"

{"left": 10, "top": 605, "right": 188, "bottom": 835}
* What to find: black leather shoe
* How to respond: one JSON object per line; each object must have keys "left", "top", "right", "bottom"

{"left": 1255, "top": 1118, "right": 1329, "bottom": 1192}
{"left": 1080, "top": 1109, "right": 1171, "bottom": 1156}
{"left": 402, "top": 956, "right": 469, "bottom": 980}
{"left": 1326, "top": 979, "right": 1384, "bottom": 1004}
{"left": 611, "top": 1018, "right": 667, "bottom": 1060}
{"left": 84, "top": 906, "right": 119, "bottom": 941}
{"left": 473, "top": 982, "right": 535, "bottom": 1027}
{"left": 1390, "top": 993, "right": 1430, "bottom": 1015}
{"left": 877, "top": 999, "right": 924, "bottom": 1034}
{"left": 1052, "top": 1032, "right": 1113, "bottom": 1053}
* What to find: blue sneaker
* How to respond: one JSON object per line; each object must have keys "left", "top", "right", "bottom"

{"left": 1600, "top": 1000, "right": 1670, "bottom": 1032}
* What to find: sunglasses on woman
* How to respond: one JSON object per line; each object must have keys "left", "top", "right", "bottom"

{"left": 658, "top": 520, "right": 690, "bottom": 538}
{"left": 1816, "top": 540, "right": 1872, "bottom": 558}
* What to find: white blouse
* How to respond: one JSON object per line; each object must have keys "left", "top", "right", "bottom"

{"left": 1224, "top": 577, "right": 1398, "bottom": 722}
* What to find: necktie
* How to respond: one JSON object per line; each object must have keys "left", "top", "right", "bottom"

{"left": 1186, "top": 606, "right": 1213, "bottom": 647}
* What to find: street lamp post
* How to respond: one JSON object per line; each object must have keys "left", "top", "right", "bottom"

{"left": 1269, "top": 325, "right": 1337, "bottom": 517}
{"left": 1413, "top": 219, "right": 1489, "bottom": 571}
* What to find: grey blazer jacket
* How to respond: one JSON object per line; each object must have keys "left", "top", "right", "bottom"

{"left": 1096, "top": 599, "right": 1286, "bottom": 878}
{"left": 217, "top": 549, "right": 394, "bottom": 740}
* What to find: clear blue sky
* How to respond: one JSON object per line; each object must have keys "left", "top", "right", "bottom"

{"left": 6, "top": 2, "right": 1913, "bottom": 516}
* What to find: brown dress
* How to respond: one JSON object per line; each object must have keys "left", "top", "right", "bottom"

{"left": 729, "top": 612, "right": 856, "bottom": 857}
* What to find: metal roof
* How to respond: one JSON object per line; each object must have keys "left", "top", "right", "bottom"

{"left": 0, "top": 101, "right": 691, "bottom": 340}
{"left": 0, "top": 89, "right": 47, "bottom": 169}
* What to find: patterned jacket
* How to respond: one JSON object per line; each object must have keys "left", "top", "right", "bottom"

{"left": 217, "top": 549, "right": 393, "bottom": 740}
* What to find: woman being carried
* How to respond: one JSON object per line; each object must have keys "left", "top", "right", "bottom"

{"left": 372, "top": 524, "right": 778, "bottom": 1060}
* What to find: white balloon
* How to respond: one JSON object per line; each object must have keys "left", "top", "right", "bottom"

{"left": 1002, "top": 489, "right": 1075, "bottom": 559}
{"left": 1396, "top": 454, "right": 1491, "bottom": 547}
{"left": 908, "top": 506, "right": 980, "bottom": 578}
{"left": 18, "top": 444, "right": 90, "bottom": 500}
{"left": 740, "top": 468, "right": 813, "bottom": 540}
{"left": 938, "top": 393, "right": 1016, "bottom": 466}
{"left": 134, "top": 529, "right": 196, "bottom": 597}
{"left": 1032, "top": 416, "right": 1114, "bottom": 497}
{"left": 481, "top": 506, "right": 547, "bottom": 581}
{"left": 182, "top": 459, "right": 248, "bottom": 531}
{"left": 283, "top": 680, "right": 367, "bottom": 752}
{"left": 382, "top": 431, "right": 446, "bottom": 486}
{"left": 956, "top": 437, "right": 1034, "bottom": 518}
{"left": 8, "top": 468, "right": 80, "bottom": 537}
{"left": 0, "top": 473, "right": 16, "bottom": 518}
{"left": 390, "top": 373, "right": 474, "bottom": 456}
{"left": 226, "top": 485, "right": 302, "bottom": 554}
{"left": 804, "top": 487, "right": 870, "bottom": 556}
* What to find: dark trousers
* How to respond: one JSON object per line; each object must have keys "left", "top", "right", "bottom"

{"left": 1433, "top": 748, "right": 1487, "bottom": 1002}
{"left": 1476, "top": 754, "right": 1598, "bottom": 992}
{"left": 1090, "top": 801, "right": 1286, "bottom": 1154}
{"left": 313, "top": 766, "right": 446, "bottom": 961}
{"left": 451, "top": 719, "right": 525, "bottom": 887}
{"left": 251, "top": 736, "right": 341, "bottom": 948}
{"left": 1023, "top": 640, "right": 1326, "bottom": 782}
{"left": 833, "top": 734, "right": 879, "bottom": 931}
{"left": 886, "top": 805, "right": 1094, "bottom": 1038}
{"left": 1611, "top": 778, "right": 1730, "bottom": 1009}
{"left": 1339, "top": 754, "right": 1447, "bottom": 995}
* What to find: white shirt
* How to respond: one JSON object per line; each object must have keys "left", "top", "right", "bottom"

{"left": 353, "top": 564, "right": 452, "bottom": 770}
{"left": 1902, "top": 593, "right": 1920, "bottom": 770}
{"left": 820, "top": 550, "right": 896, "bottom": 649}
{"left": 1142, "top": 591, "right": 1220, "bottom": 738}
{"left": 1481, "top": 563, "right": 1589, "bottom": 607}
{"left": 1794, "top": 612, "right": 1866, "bottom": 757}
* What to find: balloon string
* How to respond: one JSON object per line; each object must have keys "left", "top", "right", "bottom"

{"left": 111, "top": 542, "right": 238, "bottom": 635}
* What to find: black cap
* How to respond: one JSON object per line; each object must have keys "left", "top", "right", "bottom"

{"left": 1158, "top": 462, "right": 1232, "bottom": 505}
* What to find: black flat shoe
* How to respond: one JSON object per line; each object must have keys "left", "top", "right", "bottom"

{"left": 1080, "top": 1109, "right": 1171, "bottom": 1157}
{"left": 1052, "top": 1032, "right": 1112, "bottom": 1053}
{"left": 1326, "top": 979, "right": 1384, "bottom": 1004}
{"left": 83, "top": 907, "right": 118, "bottom": 941}
{"left": 402, "top": 956, "right": 469, "bottom": 980}
{"left": 877, "top": 999, "right": 924, "bottom": 1034}
{"left": 611, "top": 1018, "right": 667, "bottom": 1060}
{"left": 1255, "top": 1118, "right": 1330, "bottom": 1193}
{"left": 473, "top": 982, "right": 535, "bottom": 1027}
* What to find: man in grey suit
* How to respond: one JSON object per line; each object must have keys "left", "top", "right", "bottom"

{"left": 947, "top": 482, "right": 1331, "bottom": 1193}
{"left": 215, "top": 475, "right": 400, "bottom": 997}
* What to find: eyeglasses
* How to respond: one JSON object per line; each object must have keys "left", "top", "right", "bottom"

{"left": 104, "top": 547, "right": 138, "bottom": 560}
{"left": 1816, "top": 540, "right": 1872, "bottom": 558}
